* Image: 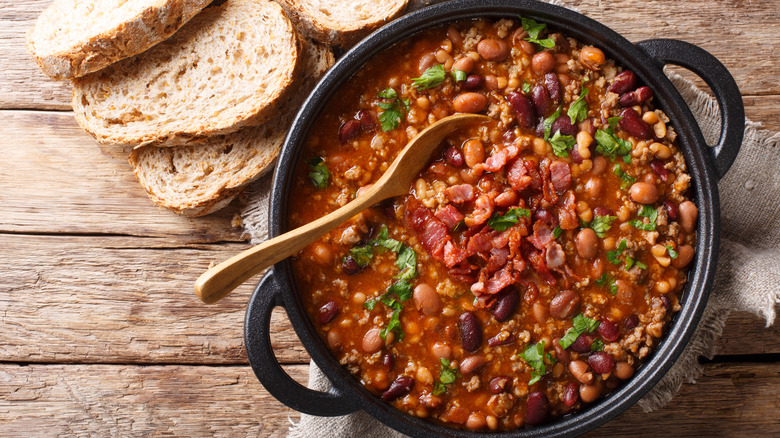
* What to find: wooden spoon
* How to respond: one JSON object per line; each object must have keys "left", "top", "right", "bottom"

{"left": 195, "top": 113, "right": 492, "bottom": 304}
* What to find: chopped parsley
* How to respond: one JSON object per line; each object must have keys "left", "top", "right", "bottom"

{"left": 394, "top": 246, "right": 418, "bottom": 281}
{"left": 452, "top": 69, "right": 467, "bottom": 82}
{"left": 453, "top": 219, "right": 465, "bottom": 232}
{"left": 347, "top": 245, "right": 374, "bottom": 267}
{"left": 595, "top": 273, "right": 618, "bottom": 295}
{"left": 607, "top": 116, "right": 623, "bottom": 126}
{"left": 522, "top": 81, "right": 532, "bottom": 94}
{"left": 433, "top": 358, "right": 460, "bottom": 395}
{"left": 595, "top": 126, "right": 632, "bottom": 163}
{"left": 412, "top": 64, "right": 447, "bottom": 90}
{"left": 487, "top": 207, "right": 531, "bottom": 231}
{"left": 377, "top": 87, "right": 410, "bottom": 132}
{"left": 666, "top": 245, "right": 679, "bottom": 259}
{"left": 549, "top": 130, "right": 576, "bottom": 157}
{"left": 520, "top": 17, "right": 556, "bottom": 48}
{"left": 307, "top": 157, "right": 330, "bottom": 189}
{"left": 380, "top": 298, "right": 404, "bottom": 340}
{"left": 591, "top": 339, "right": 605, "bottom": 352}
{"left": 629, "top": 205, "right": 658, "bottom": 231}
{"left": 567, "top": 87, "right": 589, "bottom": 124}
{"left": 607, "top": 239, "right": 628, "bottom": 264}
{"left": 521, "top": 340, "right": 554, "bottom": 385}
{"left": 613, "top": 164, "right": 636, "bottom": 189}
{"left": 553, "top": 226, "right": 563, "bottom": 239}
{"left": 624, "top": 256, "right": 647, "bottom": 271}
{"left": 559, "top": 314, "right": 601, "bottom": 349}
{"left": 543, "top": 107, "right": 562, "bottom": 141}
{"left": 387, "top": 279, "right": 413, "bottom": 301}
{"left": 588, "top": 215, "right": 617, "bottom": 238}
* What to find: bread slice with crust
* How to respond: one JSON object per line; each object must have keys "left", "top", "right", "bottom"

{"left": 27, "top": 0, "right": 213, "bottom": 80}
{"left": 72, "top": 0, "right": 305, "bottom": 147}
{"left": 128, "top": 40, "right": 334, "bottom": 216}
{"left": 275, "top": 0, "right": 408, "bottom": 47}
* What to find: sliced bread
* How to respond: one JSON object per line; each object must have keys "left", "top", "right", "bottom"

{"left": 73, "top": 0, "right": 305, "bottom": 146}
{"left": 27, "top": 0, "right": 212, "bottom": 80}
{"left": 275, "top": 0, "right": 408, "bottom": 47}
{"left": 128, "top": 40, "right": 334, "bottom": 216}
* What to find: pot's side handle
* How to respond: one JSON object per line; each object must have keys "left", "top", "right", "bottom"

{"left": 637, "top": 39, "right": 745, "bottom": 180}
{"left": 245, "top": 270, "right": 358, "bottom": 416}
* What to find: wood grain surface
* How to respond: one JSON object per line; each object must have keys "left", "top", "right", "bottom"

{"left": 1, "top": 0, "right": 777, "bottom": 436}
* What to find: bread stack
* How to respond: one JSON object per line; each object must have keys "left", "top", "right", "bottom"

{"left": 27, "top": 0, "right": 409, "bottom": 216}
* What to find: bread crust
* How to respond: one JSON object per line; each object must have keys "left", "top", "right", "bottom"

{"left": 27, "top": 0, "right": 212, "bottom": 80}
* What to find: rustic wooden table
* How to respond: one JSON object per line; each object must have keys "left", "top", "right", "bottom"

{"left": 1, "top": 0, "right": 778, "bottom": 436}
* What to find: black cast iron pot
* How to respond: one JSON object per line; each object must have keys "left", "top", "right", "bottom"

{"left": 244, "top": 1, "right": 744, "bottom": 436}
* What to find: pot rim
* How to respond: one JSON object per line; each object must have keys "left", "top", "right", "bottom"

{"left": 261, "top": 1, "right": 722, "bottom": 436}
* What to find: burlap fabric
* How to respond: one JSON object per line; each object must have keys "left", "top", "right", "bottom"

{"left": 239, "top": 3, "right": 780, "bottom": 436}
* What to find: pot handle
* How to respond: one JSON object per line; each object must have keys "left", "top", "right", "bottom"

{"left": 637, "top": 39, "right": 745, "bottom": 180}
{"left": 244, "top": 270, "right": 358, "bottom": 416}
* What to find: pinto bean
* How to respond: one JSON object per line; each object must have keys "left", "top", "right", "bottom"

{"left": 492, "top": 290, "right": 519, "bottom": 322}
{"left": 532, "top": 301, "right": 549, "bottom": 324}
{"left": 585, "top": 177, "right": 604, "bottom": 198}
{"left": 381, "top": 376, "right": 414, "bottom": 401}
{"left": 477, "top": 38, "right": 510, "bottom": 62}
{"left": 549, "top": 290, "right": 581, "bottom": 319}
{"left": 591, "top": 155, "right": 607, "bottom": 175}
{"left": 454, "top": 92, "right": 488, "bottom": 113}
{"left": 569, "top": 360, "right": 593, "bottom": 385}
{"left": 463, "top": 139, "right": 485, "bottom": 168}
{"left": 431, "top": 342, "right": 452, "bottom": 360}
{"left": 506, "top": 91, "right": 536, "bottom": 128}
{"left": 672, "top": 244, "right": 695, "bottom": 268}
{"left": 460, "top": 355, "right": 486, "bottom": 374}
{"left": 327, "top": 330, "right": 342, "bottom": 349}
{"left": 317, "top": 301, "right": 339, "bottom": 325}
{"left": 413, "top": 283, "right": 442, "bottom": 315}
{"left": 678, "top": 200, "right": 698, "bottom": 233}
{"left": 495, "top": 190, "right": 517, "bottom": 207}
{"left": 579, "top": 46, "right": 605, "bottom": 71}
{"left": 608, "top": 70, "right": 637, "bottom": 95}
{"left": 459, "top": 311, "right": 482, "bottom": 352}
{"left": 532, "top": 51, "right": 555, "bottom": 74}
{"left": 465, "top": 413, "right": 487, "bottom": 430}
{"left": 629, "top": 182, "right": 659, "bottom": 204}
{"left": 311, "top": 242, "right": 333, "bottom": 266}
{"left": 579, "top": 381, "right": 602, "bottom": 403}
{"left": 553, "top": 339, "right": 571, "bottom": 363}
{"left": 525, "top": 392, "right": 550, "bottom": 426}
{"left": 615, "top": 361, "right": 635, "bottom": 380}
{"left": 418, "top": 53, "right": 436, "bottom": 75}
{"left": 453, "top": 56, "right": 475, "bottom": 73}
{"left": 575, "top": 228, "right": 599, "bottom": 259}
{"left": 362, "top": 328, "right": 384, "bottom": 353}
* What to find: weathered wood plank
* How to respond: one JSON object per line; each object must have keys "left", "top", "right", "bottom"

{"left": 0, "top": 234, "right": 308, "bottom": 365}
{"left": 0, "top": 362, "right": 777, "bottom": 436}
{"left": 2, "top": 0, "right": 779, "bottom": 111}
{"left": 0, "top": 110, "right": 248, "bottom": 242}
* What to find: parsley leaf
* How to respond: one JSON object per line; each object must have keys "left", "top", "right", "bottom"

{"left": 413, "top": 64, "right": 447, "bottom": 90}
{"left": 521, "top": 341, "right": 553, "bottom": 385}
{"left": 387, "top": 280, "right": 413, "bottom": 301}
{"left": 559, "top": 314, "right": 601, "bottom": 349}
{"left": 363, "top": 298, "right": 379, "bottom": 310}
{"left": 636, "top": 260, "right": 648, "bottom": 269}
{"left": 595, "top": 128, "right": 632, "bottom": 162}
{"left": 526, "top": 37, "right": 556, "bottom": 48}
{"left": 378, "top": 88, "right": 397, "bottom": 100}
{"left": 607, "top": 239, "right": 628, "bottom": 264}
{"left": 395, "top": 246, "right": 417, "bottom": 280}
{"left": 307, "top": 157, "right": 330, "bottom": 189}
{"left": 377, "top": 88, "right": 409, "bottom": 132}
{"left": 666, "top": 245, "right": 679, "bottom": 259}
{"left": 380, "top": 299, "right": 404, "bottom": 340}
{"left": 452, "top": 69, "right": 467, "bottom": 82}
{"left": 520, "top": 17, "right": 547, "bottom": 39}
{"left": 591, "top": 339, "right": 605, "bottom": 352}
{"left": 613, "top": 164, "right": 636, "bottom": 189}
{"left": 588, "top": 215, "right": 617, "bottom": 238}
{"left": 595, "top": 273, "right": 618, "bottom": 295}
{"left": 543, "top": 107, "right": 562, "bottom": 141}
{"left": 347, "top": 245, "right": 374, "bottom": 267}
{"left": 607, "top": 116, "right": 623, "bottom": 127}
{"left": 629, "top": 205, "right": 658, "bottom": 231}
{"left": 553, "top": 226, "right": 563, "bottom": 238}
{"left": 549, "top": 130, "right": 576, "bottom": 157}
{"left": 567, "top": 88, "right": 589, "bottom": 124}
{"left": 522, "top": 81, "right": 532, "bottom": 94}
{"left": 487, "top": 207, "right": 531, "bottom": 231}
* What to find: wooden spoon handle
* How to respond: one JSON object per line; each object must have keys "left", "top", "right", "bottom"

{"left": 194, "top": 187, "right": 388, "bottom": 304}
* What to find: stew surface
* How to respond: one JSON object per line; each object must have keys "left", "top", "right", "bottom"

{"left": 288, "top": 17, "right": 698, "bottom": 431}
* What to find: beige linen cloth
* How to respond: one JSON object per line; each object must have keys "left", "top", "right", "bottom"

{"left": 240, "top": 3, "right": 780, "bottom": 436}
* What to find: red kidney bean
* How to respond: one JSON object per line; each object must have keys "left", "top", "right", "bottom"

{"left": 650, "top": 159, "right": 669, "bottom": 181}
{"left": 618, "top": 108, "right": 652, "bottom": 140}
{"left": 531, "top": 84, "right": 552, "bottom": 117}
{"left": 563, "top": 382, "right": 579, "bottom": 407}
{"left": 551, "top": 114, "right": 577, "bottom": 136}
{"left": 549, "top": 290, "right": 580, "bottom": 319}
{"left": 381, "top": 376, "right": 414, "bottom": 401}
{"left": 570, "top": 146, "right": 583, "bottom": 164}
{"left": 593, "top": 206, "right": 614, "bottom": 217}
{"left": 525, "top": 391, "right": 550, "bottom": 426}
{"left": 382, "top": 353, "right": 395, "bottom": 371}
{"left": 459, "top": 311, "right": 482, "bottom": 352}
{"left": 570, "top": 333, "right": 594, "bottom": 353}
{"left": 490, "top": 376, "right": 511, "bottom": 394}
{"left": 535, "top": 118, "right": 546, "bottom": 138}
{"left": 619, "top": 86, "right": 654, "bottom": 107}
{"left": 506, "top": 91, "right": 536, "bottom": 129}
{"left": 477, "top": 38, "right": 511, "bottom": 62}
{"left": 545, "top": 72, "right": 561, "bottom": 104}
{"left": 554, "top": 339, "right": 571, "bottom": 363}
{"left": 660, "top": 295, "right": 673, "bottom": 312}
{"left": 462, "top": 74, "right": 485, "bottom": 91}
{"left": 454, "top": 92, "right": 488, "bottom": 113}
{"left": 317, "top": 301, "right": 339, "bottom": 325}
{"left": 598, "top": 320, "right": 620, "bottom": 342}
{"left": 492, "top": 290, "right": 519, "bottom": 322}
{"left": 534, "top": 208, "right": 558, "bottom": 228}
{"left": 579, "top": 117, "right": 596, "bottom": 136}
{"left": 607, "top": 70, "right": 637, "bottom": 95}
{"left": 664, "top": 200, "right": 679, "bottom": 221}
{"left": 588, "top": 352, "right": 615, "bottom": 374}
{"left": 357, "top": 109, "right": 376, "bottom": 131}
{"left": 342, "top": 256, "right": 362, "bottom": 274}
{"left": 487, "top": 332, "right": 515, "bottom": 347}
{"left": 636, "top": 86, "right": 654, "bottom": 103}
{"left": 444, "top": 146, "right": 465, "bottom": 167}
{"left": 339, "top": 119, "right": 361, "bottom": 143}
{"left": 624, "top": 314, "right": 639, "bottom": 330}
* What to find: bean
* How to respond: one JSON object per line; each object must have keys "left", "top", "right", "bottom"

{"left": 453, "top": 56, "right": 475, "bottom": 73}
{"left": 650, "top": 159, "right": 670, "bottom": 181}
{"left": 618, "top": 107, "right": 653, "bottom": 140}
{"left": 317, "top": 301, "right": 339, "bottom": 325}
{"left": 444, "top": 146, "right": 465, "bottom": 167}
{"left": 608, "top": 70, "right": 637, "bottom": 95}
{"left": 591, "top": 155, "right": 607, "bottom": 175}
{"left": 629, "top": 182, "right": 659, "bottom": 204}
{"left": 381, "top": 375, "right": 414, "bottom": 401}
{"left": 466, "top": 412, "right": 487, "bottom": 430}
{"left": 598, "top": 319, "right": 620, "bottom": 342}
{"left": 554, "top": 53, "right": 570, "bottom": 73}
{"left": 588, "top": 352, "right": 615, "bottom": 374}
{"left": 549, "top": 290, "right": 581, "bottom": 319}
{"left": 624, "top": 314, "right": 639, "bottom": 330}
{"left": 678, "top": 200, "right": 698, "bottom": 233}
{"left": 463, "top": 139, "right": 485, "bottom": 168}
{"left": 569, "top": 360, "right": 593, "bottom": 384}
{"left": 532, "top": 301, "right": 549, "bottom": 324}
{"left": 585, "top": 177, "right": 603, "bottom": 198}
{"left": 506, "top": 91, "right": 536, "bottom": 129}
{"left": 575, "top": 228, "right": 599, "bottom": 259}
{"left": 615, "top": 361, "right": 635, "bottom": 380}
{"left": 672, "top": 244, "right": 695, "bottom": 268}
{"left": 531, "top": 83, "right": 552, "bottom": 117}
{"left": 660, "top": 294, "right": 673, "bottom": 313}
{"left": 459, "top": 355, "right": 486, "bottom": 374}
{"left": 615, "top": 279, "right": 634, "bottom": 304}
{"left": 550, "top": 114, "right": 577, "bottom": 137}
{"left": 477, "top": 38, "right": 510, "bottom": 62}
{"left": 453, "top": 92, "right": 488, "bottom": 113}
{"left": 342, "top": 256, "right": 362, "bottom": 274}
{"left": 664, "top": 200, "right": 679, "bottom": 221}
{"left": 448, "top": 25, "right": 463, "bottom": 47}
{"left": 492, "top": 290, "right": 519, "bottom": 322}
{"left": 484, "top": 74, "right": 498, "bottom": 90}
{"left": 532, "top": 51, "right": 555, "bottom": 74}
{"left": 413, "top": 283, "right": 442, "bottom": 315}
{"left": 579, "top": 381, "right": 602, "bottom": 403}
{"left": 519, "top": 40, "right": 536, "bottom": 55}
{"left": 458, "top": 311, "right": 482, "bottom": 352}
{"left": 418, "top": 53, "right": 436, "bottom": 74}
{"left": 311, "top": 242, "right": 333, "bottom": 266}
{"left": 490, "top": 376, "right": 511, "bottom": 394}
{"left": 545, "top": 72, "right": 561, "bottom": 104}
{"left": 563, "top": 382, "right": 579, "bottom": 406}
{"left": 554, "top": 340, "right": 570, "bottom": 363}
{"left": 362, "top": 328, "right": 384, "bottom": 353}
{"left": 462, "top": 74, "right": 484, "bottom": 91}
{"left": 487, "top": 332, "right": 515, "bottom": 347}
{"left": 356, "top": 109, "right": 376, "bottom": 131}
{"left": 570, "top": 333, "right": 594, "bottom": 353}
{"left": 525, "top": 391, "right": 550, "bottom": 426}
{"left": 327, "top": 330, "right": 342, "bottom": 349}
{"left": 382, "top": 353, "right": 395, "bottom": 371}
{"left": 535, "top": 208, "right": 558, "bottom": 228}
{"left": 579, "top": 46, "right": 605, "bottom": 71}
{"left": 339, "top": 119, "right": 361, "bottom": 143}
{"left": 619, "top": 86, "right": 654, "bottom": 107}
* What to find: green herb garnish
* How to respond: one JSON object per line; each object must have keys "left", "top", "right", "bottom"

{"left": 307, "top": 157, "right": 330, "bottom": 189}
{"left": 553, "top": 226, "right": 563, "bottom": 238}
{"left": 595, "top": 127, "right": 632, "bottom": 163}
{"left": 521, "top": 341, "right": 554, "bottom": 385}
{"left": 591, "top": 339, "right": 605, "bottom": 352}
{"left": 558, "top": 314, "right": 601, "bottom": 349}
{"left": 543, "top": 107, "right": 562, "bottom": 141}
{"left": 433, "top": 358, "right": 460, "bottom": 395}
{"left": 607, "top": 239, "right": 628, "bottom": 264}
{"left": 613, "top": 164, "right": 636, "bottom": 189}
{"left": 629, "top": 205, "right": 658, "bottom": 231}
{"left": 412, "top": 64, "right": 447, "bottom": 90}
{"left": 595, "top": 273, "right": 618, "bottom": 295}
{"left": 377, "top": 87, "right": 410, "bottom": 132}
{"left": 487, "top": 207, "right": 531, "bottom": 231}
{"left": 522, "top": 81, "right": 532, "bottom": 93}
{"left": 666, "top": 245, "right": 679, "bottom": 259}
{"left": 567, "top": 87, "right": 589, "bottom": 124}
{"left": 347, "top": 245, "right": 374, "bottom": 267}
{"left": 588, "top": 215, "right": 617, "bottom": 238}
{"left": 549, "top": 130, "right": 576, "bottom": 158}
{"left": 520, "top": 17, "right": 555, "bottom": 48}
{"left": 452, "top": 69, "right": 467, "bottom": 82}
